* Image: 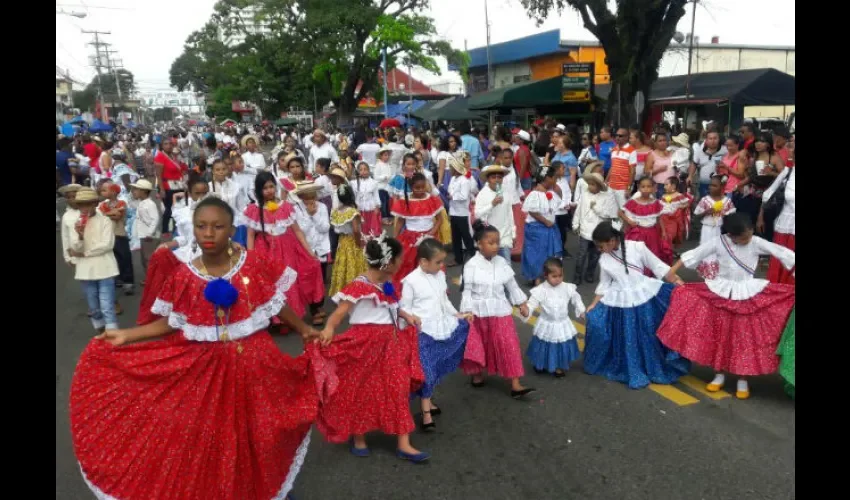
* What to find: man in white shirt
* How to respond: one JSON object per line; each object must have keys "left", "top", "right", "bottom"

{"left": 386, "top": 131, "right": 409, "bottom": 177}
{"left": 306, "top": 129, "right": 339, "bottom": 174}
{"left": 241, "top": 135, "right": 267, "bottom": 171}
{"left": 355, "top": 130, "right": 381, "bottom": 167}
{"left": 474, "top": 164, "right": 516, "bottom": 261}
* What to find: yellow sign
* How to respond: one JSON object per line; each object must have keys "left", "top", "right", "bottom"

{"left": 562, "top": 90, "right": 590, "bottom": 101}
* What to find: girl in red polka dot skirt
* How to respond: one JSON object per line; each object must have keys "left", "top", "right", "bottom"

{"left": 70, "top": 197, "right": 334, "bottom": 500}
{"left": 316, "top": 234, "right": 431, "bottom": 463}
{"left": 657, "top": 213, "right": 796, "bottom": 400}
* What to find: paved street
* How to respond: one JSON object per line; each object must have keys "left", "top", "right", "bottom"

{"left": 56, "top": 222, "right": 795, "bottom": 500}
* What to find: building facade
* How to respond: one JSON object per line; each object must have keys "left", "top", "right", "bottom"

{"left": 220, "top": 5, "right": 271, "bottom": 47}
{"left": 56, "top": 78, "right": 74, "bottom": 124}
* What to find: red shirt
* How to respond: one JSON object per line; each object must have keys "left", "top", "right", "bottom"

{"left": 514, "top": 144, "right": 533, "bottom": 179}
{"left": 83, "top": 143, "right": 102, "bottom": 169}
{"left": 154, "top": 151, "right": 187, "bottom": 191}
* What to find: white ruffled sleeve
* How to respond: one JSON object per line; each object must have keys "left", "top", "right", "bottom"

{"left": 522, "top": 287, "right": 542, "bottom": 322}
{"left": 399, "top": 278, "right": 415, "bottom": 314}
{"left": 754, "top": 236, "right": 795, "bottom": 271}
{"left": 636, "top": 241, "right": 672, "bottom": 279}
{"left": 595, "top": 269, "right": 614, "bottom": 296}
{"left": 568, "top": 285, "right": 586, "bottom": 317}
{"left": 505, "top": 277, "right": 527, "bottom": 306}
{"left": 521, "top": 191, "right": 547, "bottom": 214}
{"left": 680, "top": 241, "right": 718, "bottom": 270}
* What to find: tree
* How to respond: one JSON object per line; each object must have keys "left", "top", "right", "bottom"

{"left": 170, "top": 1, "right": 468, "bottom": 122}
{"left": 72, "top": 70, "right": 136, "bottom": 113}
{"left": 520, "top": 0, "right": 688, "bottom": 125}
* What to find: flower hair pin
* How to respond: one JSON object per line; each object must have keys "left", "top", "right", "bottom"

{"left": 363, "top": 231, "right": 393, "bottom": 269}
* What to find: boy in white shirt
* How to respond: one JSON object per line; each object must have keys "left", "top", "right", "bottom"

{"left": 447, "top": 156, "right": 476, "bottom": 266}
{"left": 130, "top": 179, "right": 162, "bottom": 278}
{"left": 373, "top": 147, "right": 393, "bottom": 222}
{"left": 571, "top": 171, "right": 619, "bottom": 284}
{"left": 474, "top": 164, "right": 516, "bottom": 261}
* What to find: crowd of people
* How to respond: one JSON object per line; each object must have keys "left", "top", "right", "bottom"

{"left": 57, "top": 116, "right": 795, "bottom": 500}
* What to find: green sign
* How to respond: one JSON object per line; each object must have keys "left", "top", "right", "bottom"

{"left": 562, "top": 62, "right": 595, "bottom": 103}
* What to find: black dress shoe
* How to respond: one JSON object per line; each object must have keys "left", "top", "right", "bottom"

{"left": 511, "top": 388, "right": 537, "bottom": 399}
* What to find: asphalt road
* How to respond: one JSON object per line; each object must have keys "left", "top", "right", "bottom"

{"left": 55, "top": 217, "right": 795, "bottom": 500}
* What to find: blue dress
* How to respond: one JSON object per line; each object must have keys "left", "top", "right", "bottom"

{"left": 583, "top": 241, "right": 690, "bottom": 389}
{"left": 524, "top": 282, "right": 585, "bottom": 372}
{"left": 521, "top": 191, "right": 563, "bottom": 281}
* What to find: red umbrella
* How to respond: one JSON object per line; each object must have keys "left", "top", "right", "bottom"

{"left": 379, "top": 118, "right": 401, "bottom": 129}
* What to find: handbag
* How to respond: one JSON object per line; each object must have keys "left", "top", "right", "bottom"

{"left": 761, "top": 172, "right": 789, "bottom": 221}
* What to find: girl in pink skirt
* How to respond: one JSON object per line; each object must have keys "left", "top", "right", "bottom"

{"left": 460, "top": 220, "right": 536, "bottom": 399}
{"left": 352, "top": 161, "right": 382, "bottom": 238}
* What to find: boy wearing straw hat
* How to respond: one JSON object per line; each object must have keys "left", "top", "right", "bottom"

{"left": 474, "top": 164, "right": 516, "bottom": 261}
{"left": 571, "top": 170, "right": 619, "bottom": 284}
{"left": 130, "top": 179, "right": 162, "bottom": 277}
{"left": 67, "top": 188, "right": 120, "bottom": 332}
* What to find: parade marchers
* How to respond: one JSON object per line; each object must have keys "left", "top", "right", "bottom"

{"left": 56, "top": 121, "right": 795, "bottom": 500}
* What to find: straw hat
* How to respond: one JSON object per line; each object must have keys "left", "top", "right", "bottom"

{"left": 583, "top": 171, "right": 608, "bottom": 191}
{"left": 480, "top": 164, "right": 510, "bottom": 177}
{"left": 672, "top": 133, "right": 691, "bottom": 148}
{"left": 329, "top": 166, "right": 349, "bottom": 184}
{"left": 92, "top": 136, "right": 104, "bottom": 143}
{"left": 293, "top": 180, "right": 323, "bottom": 196}
{"left": 448, "top": 155, "right": 467, "bottom": 175}
{"left": 130, "top": 179, "right": 155, "bottom": 191}
{"left": 241, "top": 134, "right": 260, "bottom": 147}
{"left": 378, "top": 145, "right": 393, "bottom": 155}
{"left": 75, "top": 188, "right": 99, "bottom": 203}
{"left": 58, "top": 183, "right": 83, "bottom": 194}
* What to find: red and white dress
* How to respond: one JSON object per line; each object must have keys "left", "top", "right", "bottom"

{"left": 656, "top": 235, "right": 795, "bottom": 376}
{"left": 693, "top": 196, "right": 736, "bottom": 279}
{"left": 622, "top": 196, "right": 673, "bottom": 273}
{"left": 391, "top": 194, "right": 444, "bottom": 282}
{"left": 659, "top": 192, "right": 690, "bottom": 248}
{"left": 764, "top": 167, "right": 795, "bottom": 285}
{"left": 243, "top": 202, "right": 325, "bottom": 314}
{"left": 70, "top": 252, "right": 335, "bottom": 500}
{"left": 352, "top": 177, "right": 382, "bottom": 237}
{"left": 317, "top": 277, "right": 425, "bottom": 442}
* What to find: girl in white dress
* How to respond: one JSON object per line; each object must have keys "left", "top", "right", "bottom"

{"left": 521, "top": 258, "right": 586, "bottom": 377}
{"left": 352, "top": 161, "right": 382, "bottom": 238}
{"left": 693, "top": 175, "right": 736, "bottom": 279}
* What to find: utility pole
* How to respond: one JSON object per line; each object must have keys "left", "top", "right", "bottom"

{"left": 407, "top": 64, "right": 413, "bottom": 125}
{"left": 104, "top": 48, "right": 126, "bottom": 123}
{"left": 684, "top": 0, "right": 698, "bottom": 128}
{"left": 83, "top": 30, "right": 111, "bottom": 121}
{"left": 484, "top": 0, "right": 494, "bottom": 130}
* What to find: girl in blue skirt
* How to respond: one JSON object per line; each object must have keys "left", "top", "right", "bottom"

{"left": 400, "top": 238, "right": 483, "bottom": 432}
{"left": 522, "top": 258, "right": 585, "bottom": 377}
{"left": 521, "top": 168, "right": 563, "bottom": 285}
{"left": 583, "top": 221, "right": 690, "bottom": 389}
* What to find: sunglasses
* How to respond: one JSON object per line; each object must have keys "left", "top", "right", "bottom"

{"left": 616, "top": 134, "right": 627, "bottom": 138}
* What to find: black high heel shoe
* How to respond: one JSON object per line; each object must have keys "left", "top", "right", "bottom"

{"left": 470, "top": 377, "right": 486, "bottom": 388}
{"left": 420, "top": 410, "right": 436, "bottom": 432}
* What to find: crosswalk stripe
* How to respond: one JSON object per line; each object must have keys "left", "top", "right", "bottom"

{"left": 648, "top": 384, "right": 701, "bottom": 406}
{"left": 678, "top": 375, "right": 732, "bottom": 400}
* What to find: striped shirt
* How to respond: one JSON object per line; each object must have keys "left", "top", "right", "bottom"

{"left": 608, "top": 145, "right": 635, "bottom": 190}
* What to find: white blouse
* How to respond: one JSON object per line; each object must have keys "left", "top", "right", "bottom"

{"left": 523, "top": 190, "right": 561, "bottom": 224}
{"left": 294, "top": 202, "right": 331, "bottom": 259}
{"left": 693, "top": 196, "right": 736, "bottom": 227}
{"left": 460, "top": 253, "right": 527, "bottom": 317}
{"left": 209, "top": 179, "right": 248, "bottom": 223}
{"left": 400, "top": 268, "right": 460, "bottom": 340}
{"left": 763, "top": 167, "right": 795, "bottom": 235}
{"left": 596, "top": 240, "right": 672, "bottom": 308}
{"left": 501, "top": 167, "right": 524, "bottom": 206}
{"left": 554, "top": 177, "right": 573, "bottom": 216}
{"left": 333, "top": 287, "right": 399, "bottom": 326}
{"left": 352, "top": 178, "right": 381, "bottom": 211}
{"left": 681, "top": 235, "right": 795, "bottom": 300}
{"left": 525, "top": 282, "right": 586, "bottom": 342}
{"left": 448, "top": 175, "right": 475, "bottom": 217}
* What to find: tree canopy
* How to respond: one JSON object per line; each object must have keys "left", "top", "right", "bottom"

{"left": 170, "top": 0, "right": 467, "bottom": 121}
{"left": 72, "top": 69, "right": 136, "bottom": 113}
{"left": 520, "top": 0, "right": 688, "bottom": 124}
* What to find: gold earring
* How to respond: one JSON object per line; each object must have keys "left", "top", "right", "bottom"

{"left": 227, "top": 239, "right": 234, "bottom": 257}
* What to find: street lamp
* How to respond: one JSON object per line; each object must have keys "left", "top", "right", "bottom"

{"left": 56, "top": 10, "right": 87, "bottom": 18}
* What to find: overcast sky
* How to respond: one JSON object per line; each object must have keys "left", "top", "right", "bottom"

{"left": 56, "top": 0, "right": 795, "bottom": 92}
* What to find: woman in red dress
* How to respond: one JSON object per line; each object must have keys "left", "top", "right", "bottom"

{"left": 70, "top": 197, "right": 331, "bottom": 500}
{"left": 391, "top": 172, "right": 445, "bottom": 283}
{"left": 153, "top": 139, "right": 189, "bottom": 236}
{"left": 619, "top": 176, "right": 673, "bottom": 273}
{"left": 316, "top": 235, "right": 430, "bottom": 463}
{"left": 244, "top": 171, "right": 324, "bottom": 319}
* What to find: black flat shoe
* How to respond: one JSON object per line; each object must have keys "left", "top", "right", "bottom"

{"left": 511, "top": 388, "right": 537, "bottom": 399}
{"left": 554, "top": 370, "right": 567, "bottom": 378}
{"left": 420, "top": 411, "right": 436, "bottom": 432}
{"left": 429, "top": 405, "right": 442, "bottom": 416}
{"left": 470, "top": 377, "right": 486, "bottom": 388}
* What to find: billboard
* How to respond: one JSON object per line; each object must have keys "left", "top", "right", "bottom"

{"left": 562, "top": 62, "right": 595, "bottom": 103}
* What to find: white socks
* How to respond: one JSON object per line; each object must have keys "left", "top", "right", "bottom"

{"left": 737, "top": 379, "right": 749, "bottom": 393}
{"left": 710, "top": 373, "right": 725, "bottom": 386}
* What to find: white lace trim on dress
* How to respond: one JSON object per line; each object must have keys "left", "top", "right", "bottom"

{"left": 243, "top": 213, "right": 296, "bottom": 236}
{"left": 331, "top": 291, "right": 399, "bottom": 310}
{"left": 151, "top": 268, "right": 296, "bottom": 342}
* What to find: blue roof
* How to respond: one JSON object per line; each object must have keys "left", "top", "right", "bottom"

{"left": 467, "top": 30, "right": 563, "bottom": 69}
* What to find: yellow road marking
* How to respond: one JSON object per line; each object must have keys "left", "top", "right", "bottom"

{"left": 678, "top": 375, "right": 732, "bottom": 400}
{"left": 648, "top": 384, "right": 700, "bottom": 406}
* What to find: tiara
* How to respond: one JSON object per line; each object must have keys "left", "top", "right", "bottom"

{"left": 363, "top": 232, "right": 393, "bottom": 268}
